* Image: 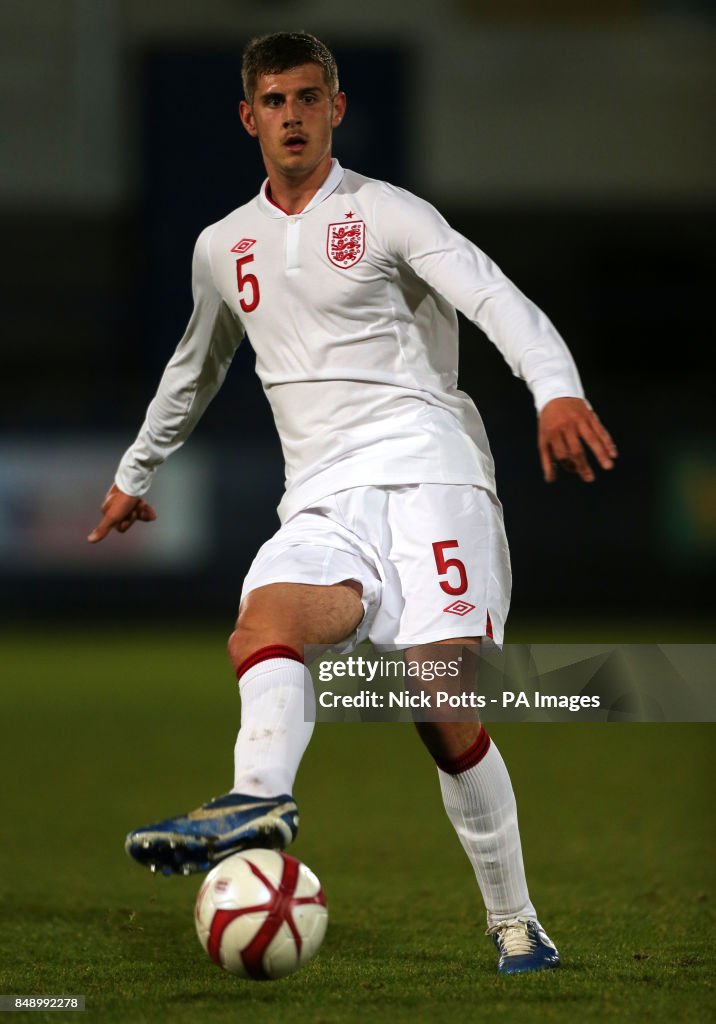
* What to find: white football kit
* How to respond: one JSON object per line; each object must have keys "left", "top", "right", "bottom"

{"left": 115, "top": 160, "right": 585, "bottom": 647}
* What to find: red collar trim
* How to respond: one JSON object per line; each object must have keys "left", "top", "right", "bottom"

{"left": 264, "top": 181, "right": 306, "bottom": 216}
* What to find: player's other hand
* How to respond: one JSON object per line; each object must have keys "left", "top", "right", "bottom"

{"left": 538, "top": 397, "right": 618, "bottom": 484}
{"left": 87, "top": 484, "right": 157, "bottom": 543}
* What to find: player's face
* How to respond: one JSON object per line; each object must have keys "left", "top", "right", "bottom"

{"left": 239, "top": 64, "right": 345, "bottom": 182}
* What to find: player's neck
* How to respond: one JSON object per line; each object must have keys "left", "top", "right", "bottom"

{"left": 264, "top": 156, "right": 333, "bottom": 215}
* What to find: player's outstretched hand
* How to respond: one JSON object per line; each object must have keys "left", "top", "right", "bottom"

{"left": 87, "top": 484, "right": 157, "bottom": 543}
{"left": 538, "top": 397, "right": 618, "bottom": 483}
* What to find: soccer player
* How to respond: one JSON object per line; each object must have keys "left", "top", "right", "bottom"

{"left": 89, "top": 32, "right": 617, "bottom": 974}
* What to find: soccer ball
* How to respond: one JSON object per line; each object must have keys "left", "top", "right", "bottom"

{"left": 194, "top": 849, "right": 328, "bottom": 980}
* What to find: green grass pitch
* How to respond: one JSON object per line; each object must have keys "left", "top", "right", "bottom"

{"left": 1, "top": 628, "right": 713, "bottom": 1023}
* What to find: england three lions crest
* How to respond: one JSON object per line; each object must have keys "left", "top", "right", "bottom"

{"left": 327, "top": 221, "right": 365, "bottom": 269}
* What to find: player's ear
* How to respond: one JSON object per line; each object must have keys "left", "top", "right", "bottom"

{"left": 239, "top": 100, "right": 258, "bottom": 137}
{"left": 331, "top": 91, "right": 346, "bottom": 129}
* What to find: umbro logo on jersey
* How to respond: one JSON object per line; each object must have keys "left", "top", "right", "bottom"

{"left": 327, "top": 221, "right": 365, "bottom": 269}
{"left": 231, "top": 238, "right": 256, "bottom": 254}
{"left": 443, "top": 600, "right": 476, "bottom": 616}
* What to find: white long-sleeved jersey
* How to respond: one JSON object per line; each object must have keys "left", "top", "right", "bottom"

{"left": 116, "top": 160, "right": 584, "bottom": 521}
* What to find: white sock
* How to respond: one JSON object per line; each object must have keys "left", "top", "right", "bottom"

{"left": 438, "top": 735, "right": 537, "bottom": 926}
{"left": 232, "top": 657, "right": 315, "bottom": 797}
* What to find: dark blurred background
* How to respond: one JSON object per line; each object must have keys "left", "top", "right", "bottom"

{"left": 2, "top": 0, "right": 714, "bottom": 630}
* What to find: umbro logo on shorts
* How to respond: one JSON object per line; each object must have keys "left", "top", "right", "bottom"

{"left": 443, "top": 600, "right": 476, "bottom": 616}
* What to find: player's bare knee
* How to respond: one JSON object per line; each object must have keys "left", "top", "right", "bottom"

{"left": 415, "top": 719, "right": 483, "bottom": 764}
{"left": 227, "top": 624, "right": 271, "bottom": 674}
{"left": 227, "top": 620, "right": 264, "bottom": 673}
{"left": 227, "top": 607, "right": 306, "bottom": 675}
{"left": 227, "top": 628, "right": 242, "bottom": 669}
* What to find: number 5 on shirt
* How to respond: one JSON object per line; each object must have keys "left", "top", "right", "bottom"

{"left": 432, "top": 540, "right": 468, "bottom": 595}
{"left": 236, "top": 255, "right": 260, "bottom": 312}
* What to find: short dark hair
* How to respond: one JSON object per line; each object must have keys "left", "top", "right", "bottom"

{"left": 241, "top": 32, "right": 339, "bottom": 103}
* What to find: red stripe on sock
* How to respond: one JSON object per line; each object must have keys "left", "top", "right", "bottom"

{"left": 434, "top": 725, "right": 491, "bottom": 775}
{"left": 235, "top": 644, "right": 303, "bottom": 682}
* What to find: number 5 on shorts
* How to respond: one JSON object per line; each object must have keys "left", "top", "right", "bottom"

{"left": 432, "top": 540, "right": 468, "bottom": 595}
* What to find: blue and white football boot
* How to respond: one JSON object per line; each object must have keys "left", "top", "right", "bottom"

{"left": 125, "top": 793, "right": 299, "bottom": 876}
{"left": 488, "top": 918, "right": 561, "bottom": 974}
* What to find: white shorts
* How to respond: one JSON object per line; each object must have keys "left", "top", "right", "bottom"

{"left": 240, "top": 484, "right": 511, "bottom": 653}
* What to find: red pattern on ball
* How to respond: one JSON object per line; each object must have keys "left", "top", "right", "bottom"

{"left": 205, "top": 853, "right": 326, "bottom": 979}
